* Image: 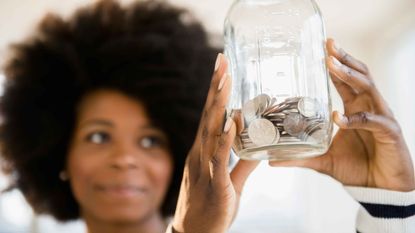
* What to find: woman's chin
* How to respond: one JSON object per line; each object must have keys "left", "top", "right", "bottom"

{"left": 85, "top": 204, "right": 154, "bottom": 225}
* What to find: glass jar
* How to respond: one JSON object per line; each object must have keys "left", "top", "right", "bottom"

{"left": 224, "top": 0, "right": 333, "bottom": 161}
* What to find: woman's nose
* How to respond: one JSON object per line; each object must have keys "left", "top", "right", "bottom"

{"left": 110, "top": 141, "right": 140, "bottom": 170}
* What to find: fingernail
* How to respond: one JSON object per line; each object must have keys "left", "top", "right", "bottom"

{"left": 218, "top": 73, "right": 228, "bottom": 91}
{"left": 331, "top": 56, "right": 342, "bottom": 67}
{"left": 223, "top": 117, "right": 233, "bottom": 133}
{"left": 335, "top": 111, "right": 347, "bottom": 123}
{"left": 214, "top": 53, "right": 222, "bottom": 72}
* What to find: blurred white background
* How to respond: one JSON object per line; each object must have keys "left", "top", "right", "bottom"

{"left": 0, "top": 0, "right": 414, "bottom": 232}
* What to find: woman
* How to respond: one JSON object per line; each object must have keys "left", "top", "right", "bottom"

{"left": 0, "top": 1, "right": 413, "bottom": 233}
{"left": 0, "top": 1, "right": 228, "bottom": 232}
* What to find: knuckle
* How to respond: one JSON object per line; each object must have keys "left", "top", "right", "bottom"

{"left": 218, "top": 136, "right": 226, "bottom": 148}
{"left": 345, "top": 68, "right": 354, "bottom": 79}
{"left": 362, "top": 79, "right": 376, "bottom": 93}
{"left": 210, "top": 76, "right": 218, "bottom": 88}
{"left": 218, "top": 102, "right": 227, "bottom": 110}
{"left": 389, "top": 119, "right": 403, "bottom": 136}
{"left": 203, "top": 109, "right": 209, "bottom": 120}
{"left": 211, "top": 96, "right": 219, "bottom": 106}
{"left": 212, "top": 96, "right": 226, "bottom": 110}
{"left": 362, "top": 63, "right": 370, "bottom": 73}
{"left": 358, "top": 112, "right": 370, "bottom": 125}
{"left": 201, "top": 126, "right": 209, "bottom": 143}
{"left": 348, "top": 112, "right": 370, "bottom": 126}
{"left": 340, "top": 53, "right": 352, "bottom": 64}
{"left": 210, "top": 154, "right": 222, "bottom": 170}
{"left": 366, "top": 79, "right": 375, "bottom": 89}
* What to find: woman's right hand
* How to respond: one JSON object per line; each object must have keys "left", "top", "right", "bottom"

{"left": 171, "top": 54, "right": 259, "bottom": 233}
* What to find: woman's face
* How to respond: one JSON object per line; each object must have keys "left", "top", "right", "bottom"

{"left": 67, "top": 89, "right": 173, "bottom": 224}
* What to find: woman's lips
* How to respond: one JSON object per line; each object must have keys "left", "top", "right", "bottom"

{"left": 95, "top": 184, "right": 147, "bottom": 198}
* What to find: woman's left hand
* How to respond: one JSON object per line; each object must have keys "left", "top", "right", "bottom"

{"left": 172, "top": 54, "right": 259, "bottom": 233}
{"left": 270, "top": 39, "right": 415, "bottom": 192}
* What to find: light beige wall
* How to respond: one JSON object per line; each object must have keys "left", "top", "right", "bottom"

{"left": 0, "top": 1, "right": 414, "bottom": 232}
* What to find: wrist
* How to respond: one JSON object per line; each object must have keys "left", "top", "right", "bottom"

{"left": 368, "top": 172, "right": 415, "bottom": 192}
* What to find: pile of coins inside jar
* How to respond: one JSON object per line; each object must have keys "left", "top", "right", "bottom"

{"left": 235, "top": 94, "right": 328, "bottom": 149}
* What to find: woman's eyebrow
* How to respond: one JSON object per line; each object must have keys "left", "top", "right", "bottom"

{"left": 80, "top": 119, "right": 160, "bottom": 131}
{"left": 139, "top": 125, "right": 159, "bottom": 130}
{"left": 79, "top": 119, "right": 114, "bottom": 128}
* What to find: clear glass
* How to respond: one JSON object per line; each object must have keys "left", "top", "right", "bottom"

{"left": 224, "top": 0, "right": 333, "bottom": 161}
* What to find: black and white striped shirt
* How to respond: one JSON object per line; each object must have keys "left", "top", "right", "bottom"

{"left": 345, "top": 186, "right": 415, "bottom": 233}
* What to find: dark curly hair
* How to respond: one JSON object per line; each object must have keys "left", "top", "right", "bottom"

{"left": 0, "top": 0, "right": 219, "bottom": 221}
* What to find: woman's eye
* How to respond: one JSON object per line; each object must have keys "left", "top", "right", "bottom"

{"left": 87, "top": 132, "right": 110, "bottom": 144}
{"left": 139, "top": 136, "right": 163, "bottom": 149}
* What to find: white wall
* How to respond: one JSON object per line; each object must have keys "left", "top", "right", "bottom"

{"left": 0, "top": 1, "right": 414, "bottom": 232}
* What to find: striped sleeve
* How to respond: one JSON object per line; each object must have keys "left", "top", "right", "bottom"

{"left": 344, "top": 186, "right": 415, "bottom": 233}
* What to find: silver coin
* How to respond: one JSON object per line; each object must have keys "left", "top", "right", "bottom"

{"left": 263, "top": 106, "right": 281, "bottom": 116}
{"left": 242, "top": 142, "right": 256, "bottom": 149}
{"left": 303, "top": 128, "right": 326, "bottom": 143}
{"left": 283, "top": 113, "right": 307, "bottom": 137}
{"left": 232, "top": 137, "right": 244, "bottom": 151}
{"left": 298, "top": 97, "right": 319, "bottom": 118}
{"left": 242, "top": 100, "right": 258, "bottom": 123}
{"left": 269, "top": 97, "right": 277, "bottom": 107}
{"left": 304, "top": 122, "right": 324, "bottom": 135}
{"left": 242, "top": 94, "right": 270, "bottom": 122}
{"left": 284, "top": 97, "right": 301, "bottom": 104}
{"left": 240, "top": 134, "right": 254, "bottom": 142}
{"left": 262, "top": 97, "right": 277, "bottom": 114}
{"left": 267, "top": 112, "right": 286, "bottom": 118}
{"left": 269, "top": 119, "right": 285, "bottom": 123}
{"left": 274, "top": 127, "right": 281, "bottom": 144}
{"left": 267, "top": 116, "right": 285, "bottom": 122}
{"left": 282, "top": 109, "right": 299, "bottom": 114}
{"left": 248, "top": 118, "right": 277, "bottom": 146}
{"left": 254, "top": 94, "right": 271, "bottom": 116}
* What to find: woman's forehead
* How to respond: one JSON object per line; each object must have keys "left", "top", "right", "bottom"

{"left": 76, "top": 89, "right": 151, "bottom": 126}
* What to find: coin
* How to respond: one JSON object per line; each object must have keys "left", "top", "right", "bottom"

{"left": 274, "top": 127, "right": 281, "bottom": 144}
{"left": 269, "top": 97, "right": 277, "bottom": 107}
{"left": 283, "top": 113, "right": 307, "bottom": 137}
{"left": 298, "top": 97, "right": 319, "bottom": 118}
{"left": 242, "top": 99, "right": 258, "bottom": 123}
{"left": 242, "top": 94, "right": 270, "bottom": 122}
{"left": 303, "top": 128, "right": 326, "bottom": 143}
{"left": 285, "top": 97, "right": 301, "bottom": 103}
{"left": 254, "top": 94, "right": 271, "bottom": 116}
{"left": 248, "top": 118, "right": 277, "bottom": 146}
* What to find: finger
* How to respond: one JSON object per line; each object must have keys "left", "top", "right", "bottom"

{"left": 327, "top": 58, "right": 357, "bottom": 104}
{"left": 202, "top": 53, "right": 229, "bottom": 122}
{"left": 327, "top": 49, "right": 393, "bottom": 117}
{"left": 269, "top": 155, "right": 332, "bottom": 175}
{"left": 201, "top": 73, "right": 232, "bottom": 160}
{"left": 192, "top": 54, "right": 228, "bottom": 156}
{"left": 209, "top": 117, "right": 236, "bottom": 180}
{"left": 327, "top": 38, "right": 369, "bottom": 75}
{"left": 230, "top": 109, "right": 244, "bottom": 135}
{"left": 333, "top": 111, "right": 400, "bottom": 144}
{"left": 230, "top": 159, "right": 260, "bottom": 196}
{"left": 328, "top": 55, "right": 374, "bottom": 94}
